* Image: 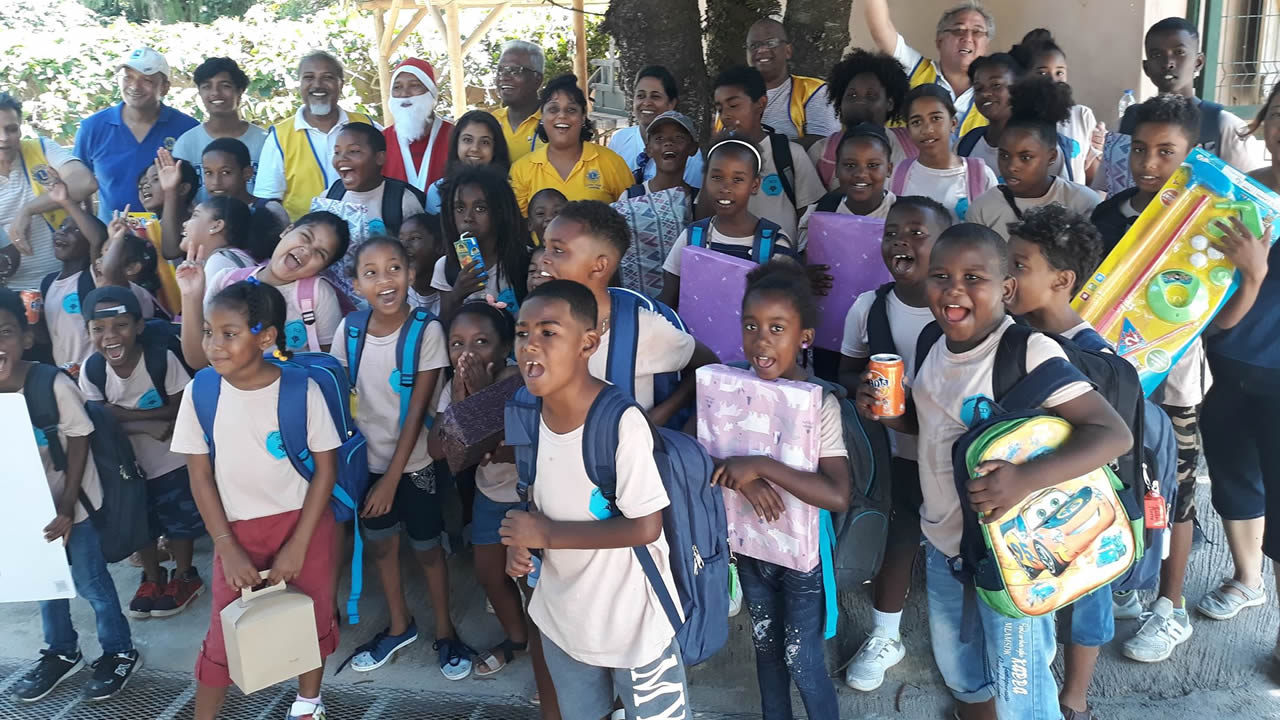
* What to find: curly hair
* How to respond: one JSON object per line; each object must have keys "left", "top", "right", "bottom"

{"left": 1132, "top": 93, "right": 1201, "bottom": 145}
{"left": 1007, "top": 203, "right": 1103, "bottom": 295}
{"left": 824, "top": 49, "right": 910, "bottom": 124}
{"left": 1006, "top": 75, "right": 1074, "bottom": 149}
{"left": 536, "top": 74, "right": 596, "bottom": 143}
{"left": 554, "top": 200, "right": 632, "bottom": 259}
{"left": 210, "top": 280, "right": 292, "bottom": 360}
{"left": 743, "top": 257, "right": 818, "bottom": 329}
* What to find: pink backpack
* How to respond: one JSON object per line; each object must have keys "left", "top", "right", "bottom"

{"left": 218, "top": 265, "right": 356, "bottom": 352}
{"left": 818, "top": 126, "right": 917, "bottom": 188}
{"left": 890, "top": 156, "right": 988, "bottom": 217}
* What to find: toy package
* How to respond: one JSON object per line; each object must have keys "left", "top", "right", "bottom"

{"left": 805, "top": 212, "right": 889, "bottom": 351}
{"left": 695, "top": 364, "right": 823, "bottom": 572}
{"left": 1074, "top": 149, "right": 1280, "bottom": 394}
{"left": 680, "top": 246, "right": 754, "bottom": 364}
{"left": 967, "top": 416, "right": 1139, "bottom": 618}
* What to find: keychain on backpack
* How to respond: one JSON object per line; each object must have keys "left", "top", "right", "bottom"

{"left": 727, "top": 553, "right": 742, "bottom": 618}
{"left": 1144, "top": 479, "right": 1168, "bottom": 530}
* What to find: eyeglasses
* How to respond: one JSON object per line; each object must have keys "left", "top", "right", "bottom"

{"left": 497, "top": 65, "right": 537, "bottom": 80}
{"left": 747, "top": 38, "right": 787, "bottom": 52}
{"left": 942, "top": 28, "right": 989, "bottom": 40}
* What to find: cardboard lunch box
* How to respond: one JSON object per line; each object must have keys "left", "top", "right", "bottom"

{"left": 220, "top": 571, "right": 321, "bottom": 695}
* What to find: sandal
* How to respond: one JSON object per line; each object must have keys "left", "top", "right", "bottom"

{"left": 473, "top": 638, "right": 528, "bottom": 677}
{"left": 1061, "top": 704, "right": 1094, "bottom": 720}
{"left": 1196, "top": 578, "right": 1266, "bottom": 620}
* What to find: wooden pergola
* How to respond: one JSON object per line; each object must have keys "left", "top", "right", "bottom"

{"left": 358, "top": 0, "right": 609, "bottom": 124}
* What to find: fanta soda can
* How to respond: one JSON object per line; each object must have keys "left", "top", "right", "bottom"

{"left": 867, "top": 354, "right": 905, "bottom": 417}
{"left": 19, "top": 290, "right": 42, "bottom": 325}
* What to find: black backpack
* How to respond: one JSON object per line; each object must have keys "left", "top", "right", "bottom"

{"left": 24, "top": 364, "right": 150, "bottom": 563}
{"left": 763, "top": 126, "right": 798, "bottom": 209}
{"left": 325, "top": 177, "right": 426, "bottom": 236}
{"left": 82, "top": 318, "right": 190, "bottom": 405}
{"left": 814, "top": 191, "right": 844, "bottom": 214}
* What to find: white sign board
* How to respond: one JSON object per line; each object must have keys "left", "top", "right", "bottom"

{"left": 0, "top": 393, "right": 75, "bottom": 603}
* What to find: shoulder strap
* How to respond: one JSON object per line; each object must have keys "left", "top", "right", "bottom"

{"left": 381, "top": 179, "right": 415, "bottom": 233}
{"left": 627, "top": 184, "right": 645, "bottom": 199}
{"left": 913, "top": 320, "right": 944, "bottom": 378}
{"left": 1199, "top": 101, "right": 1224, "bottom": 149}
{"left": 964, "top": 157, "right": 986, "bottom": 204}
{"left": 344, "top": 309, "right": 372, "bottom": 386}
{"left": 84, "top": 353, "right": 108, "bottom": 400}
{"left": 866, "top": 283, "right": 896, "bottom": 358}
{"left": 40, "top": 271, "right": 57, "bottom": 299}
{"left": 393, "top": 308, "right": 434, "bottom": 426}
{"left": 1056, "top": 134, "right": 1075, "bottom": 182}
{"left": 767, "top": 130, "right": 797, "bottom": 208}
{"left": 276, "top": 366, "right": 315, "bottom": 481}
{"left": 753, "top": 218, "right": 785, "bottom": 262}
{"left": 992, "top": 322, "right": 1033, "bottom": 403}
{"left": 956, "top": 127, "right": 984, "bottom": 157}
{"left": 325, "top": 180, "right": 346, "bottom": 201}
{"left": 505, "top": 386, "right": 542, "bottom": 505}
{"left": 221, "top": 265, "right": 261, "bottom": 289}
{"left": 819, "top": 131, "right": 843, "bottom": 187}
{"left": 296, "top": 277, "right": 321, "bottom": 352}
{"left": 815, "top": 191, "right": 844, "bottom": 213}
{"left": 141, "top": 321, "right": 172, "bottom": 405}
{"left": 606, "top": 288, "right": 642, "bottom": 399}
{"left": 24, "top": 364, "right": 66, "bottom": 471}
{"left": 890, "top": 157, "right": 915, "bottom": 196}
{"left": 191, "top": 368, "right": 223, "bottom": 461}
{"left": 687, "top": 217, "right": 713, "bottom": 249}
{"left": 890, "top": 127, "right": 919, "bottom": 160}
{"left": 997, "top": 185, "right": 1023, "bottom": 220}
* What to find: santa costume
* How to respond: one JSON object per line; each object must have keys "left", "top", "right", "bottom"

{"left": 383, "top": 57, "right": 454, "bottom": 192}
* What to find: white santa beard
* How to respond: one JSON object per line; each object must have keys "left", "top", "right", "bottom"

{"left": 390, "top": 93, "right": 436, "bottom": 142}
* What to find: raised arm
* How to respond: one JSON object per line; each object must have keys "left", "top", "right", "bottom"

{"left": 175, "top": 244, "right": 211, "bottom": 369}
{"left": 155, "top": 149, "right": 188, "bottom": 260}
{"left": 864, "top": 0, "right": 900, "bottom": 55}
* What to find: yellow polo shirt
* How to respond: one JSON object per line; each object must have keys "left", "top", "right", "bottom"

{"left": 493, "top": 105, "right": 543, "bottom": 162}
{"left": 510, "top": 142, "right": 634, "bottom": 214}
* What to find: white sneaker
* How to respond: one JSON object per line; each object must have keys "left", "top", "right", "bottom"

{"left": 843, "top": 630, "right": 905, "bottom": 691}
{"left": 1112, "top": 590, "right": 1143, "bottom": 620}
{"left": 1122, "top": 597, "right": 1192, "bottom": 663}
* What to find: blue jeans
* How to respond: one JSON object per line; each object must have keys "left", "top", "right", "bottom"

{"left": 1064, "top": 585, "right": 1114, "bottom": 647}
{"left": 41, "top": 519, "right": 133, "bottom": 656}
{"left": 738, "top": 557, "right": 838, "bottom": 720}
{"left": 925, "top": 544, "right": 1061, "bottom": 720}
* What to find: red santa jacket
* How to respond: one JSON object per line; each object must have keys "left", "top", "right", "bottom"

{"left": 383, "top": 117, "right": 454, "bottom": 192}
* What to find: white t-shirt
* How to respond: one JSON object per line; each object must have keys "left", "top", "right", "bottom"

{"left": 0, "top": 139, "right": 79, "bottom": 291}
{"left": 24, "top": 372, "right": 102, "bottom": 524}
{"left": 527, "top": 405, "right": 679, "bottom": 668}
{"left": 965, "top": 105, "right": 1098, "bottom": 185}
{"left": 319, "top": 180, "right": 424, "bottom": 234}
{"left": 809, "top": 132, "right": 912, "bottom": 192}
{"left": 913, "top": 317, "right": 1093, "bottom": 555}
{"left": 892, "top": 160, "right": 997, "bottom": 222}
{"left": 968, "top": 179, "right": 1101, "bottom": 241}
{"left": 437, "top": 378, "right": 521, "bottom": 503}
{"left": 44, "top": 273, "right": 156, "bottom": 368}
{"left": 661, "top": 222, "right": 793, "bottom": 276}
{"left": 330, "top": 315, "right": 448, "bottom": 473}
{"left": 762, "top": 77, "right": 842, "bottom": 141}
{"left": 79, "top": 348, "right": 190, "bottom": 479}
{"left": 841, "top": 287, "right": 937, "bottom": 461}
{"left": 590, "top": 307, "right": 695, "bottom": 411}
{"left": 607, "top": 125, "right": 706, "bottom": 189}
{"left": 170, "top": 376, "right": 340, "bottom": 522}
{"left": 753, "top": 134, "right": 826, "bottom": 241}
{"left": 170, "top": 123, "right": 269, "bottom": 202}
{"left": 206, "top": 267, "right": 343, "bottom": 352}
{"left": 795, "top": 191, "right": 895, "bottom": 252}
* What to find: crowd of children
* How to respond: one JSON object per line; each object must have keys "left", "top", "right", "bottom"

{"left": 6, "top": 5, "right": 1280, "bottom": 720}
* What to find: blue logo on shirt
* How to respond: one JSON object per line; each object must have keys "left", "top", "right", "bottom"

{"left": 961, "top": 394, "right": 997, "bottom": 428}
{"left": 761, "top": 174, "right": 783, "bottom": 197}
{"left": 62, "top": 292, "right": 81, "bottom": 314}
{"left": 33, "top": 427, "right": 49, "bottom": 448}
{"left": 1069, "top": 137, "right": 1082, "bottom": 159}
{"left": 265, "top": 430, "right": 287, "bottom": 459}
{"left": 588, "top": 488, "right": 613, "bottom": 520}
{"left": 137, "top": 388, "right": 163, "bottom": 410}
{"left": 955, "top": 197, "right": 971, "bottom": 221}
{"left": 284, "top": 319, "right": 307, "bottom": 351}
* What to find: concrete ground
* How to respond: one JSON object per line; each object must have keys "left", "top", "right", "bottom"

{"left": 0, "top": 478, "right": 1277, "bottom": 719}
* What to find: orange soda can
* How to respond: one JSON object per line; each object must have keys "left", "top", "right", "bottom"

{"left": 19, "top": 290, "right": 42, "bottom": 325}
{"left": 867, "top": 354, "right": 906, "bottom": 417}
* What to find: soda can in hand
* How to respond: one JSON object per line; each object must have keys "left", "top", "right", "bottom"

{"left": 867, "top": 354, "right": 906, "bottom": 418}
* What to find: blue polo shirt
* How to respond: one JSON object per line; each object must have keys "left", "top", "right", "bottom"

{"left": 73, "top": 103, "right": 198, "bottom": 221}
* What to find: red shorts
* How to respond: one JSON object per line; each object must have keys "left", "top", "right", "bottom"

{"left": 195, "top": 509, "right": 339, "bottom": 687}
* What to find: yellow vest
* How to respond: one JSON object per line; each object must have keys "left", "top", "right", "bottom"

{"left": 272, "top": 111, "right": 374, "bottom": 221}
{"left": 907, "top": 61, "right": 988, "bottom": 139}
{"left": 19, "top": 138, "right": 67, "bottom": 231}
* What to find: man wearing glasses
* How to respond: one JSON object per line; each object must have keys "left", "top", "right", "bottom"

{"left": 865, "top": 0, "right": 994, "bottom": 142}
{"left": 492, "top": 40, "right": 546, "bottom": 162}
{"left": 745, "top": 18, "right": 840, "bottom": 149}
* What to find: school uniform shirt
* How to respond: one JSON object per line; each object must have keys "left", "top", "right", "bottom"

{"left": 254, "top": 108, "right": 383, "bottom": 211}
{"left": 963, "top": 134, "right": 1071, "bottom": 182}
{"left": 752, "top": 135, "right": 826, "bottom": 242}
{"left": 913, "top": 317, "right": 1093, "bottom": 556}
{"left": 809, "top": 131, "right": 911, "bottom": 192}
{"left": 840, "top": 286, "right": 936, "bottom": 461}
{"left": 206, "top": 267, "right": 343, "bottom": 352}
{"left": 893, "top": 160, "right": 997, "bottom": 223}
{"left": 330, "top": 315, "right": 448, "bottom": 474}
{"left": 762, "top": 77, "right": 842, "bottom": 142}
{"left": 78, "top": 349, "right": 190, "bottom": 480}
{"left": 590, "top": 307, "right": 695, "bottom": 411}
{"left": 795, "top": 190, "right": 895, "bottom": 252}
{"left": 1160, "top": 338, "right": 1212, "bottom": 408}
{"left": 44, "top": 273, "right": 156, "bottom": 368}
{"left": 608, "top": 125, "right": 707, "bottom": 189}
{"left": 967, "top": 179, "right": 1100, "bottom": 241}
{"left": 313, "top": 180, "right": 424, "bottom": 235}
{"left": 437, "top": 379, "right": 521, "bottom": 503}
{"left": 24, "top": 372, "right": 103, "bottom": 524}
{"left": 892, "top": 34, "right": 983, "bottom": 143}
{"left": 408, "top": 286, "right": 442, "bottom": 317}
{"left": 660, "top": 223, "right": 794, "bottom": 276}
{"left": 1058, "top": 104, "right": 1100, "bottom": 184}
{"left": 492, "top": 106, "right": 543, "bottom": 162}
{"left": 170, "top": 376, "right": 340, "bottom": 522}
{"left": 509, "top": 143, "right": 634, "bottom": 215}
{"left": 72, "top": 103, "right": 200, "bottom": 222}
{"left": 171, "top": 123, "right": 269, "bottom": 203}
{"left": 528, "top": 405, "right": 680, "bottom": 668}
{"left": 0, "top": 138, "right": 80, "bottom": 291}
{"left": 429, "top": 256, "right": 517, "bottom": 308}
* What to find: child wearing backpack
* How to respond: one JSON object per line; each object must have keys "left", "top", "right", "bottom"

{"left": 809, "top": 49, "right": 913, "bottom": 191}
{"left": 716, "top": 260, "right": 853, "bottom": 719}
{"left": 796, "top": 123, "right": 898, "bottom": 253}
{"left": 322, "top": 122, "right": 426, "bottom": 239}
{"left": 0, "top": 289, "right": 142, "bottom": 704}
{"left": 181, "top": 196, "right": 281, "bottom": 285}
{"left": 837, "top": 195, "right": 950, "bottom": 693}
{"left": 857, "top": 223, "right": 1132, "bottom": 720}
{"left": 893, "top": 84, "right": 996, "bottom": 222}
{"left": 659, "top": 138, "right": 795, "bottom": 309}
{"left": 399, "top": 212, "right": 443, "bottom": 313}
{"left": 328, "top": 237, "right": 470, "bottom": 679}
{"left": 967, "top": 77, "right": 1100, "bottom": 241}
{"left": 176, "top": 209, "right": 352, "bottom": 368}
{"left": 169, "top": 280, "right": 342, "bottom": 720}
{"left": 500, "top": 279, "right": 690, "bottom": 720}
{"left": 433, "top": 165, "right": 530, "bottom": 317}
{"left": 77, "top": 286, "right": 203, "bottom": 620}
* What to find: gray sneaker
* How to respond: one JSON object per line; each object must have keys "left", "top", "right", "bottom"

{"left": 843, "top": 630, "right": 905, "bottom": 691}
{"left": 1112, "top": 590, "right": 1143, "bottom": 620}
{"left": 1122, "top": 597, "right": 1192, "bottom": 663}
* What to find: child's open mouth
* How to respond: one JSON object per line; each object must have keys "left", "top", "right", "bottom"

{"left": 338, "top": 165, "right": 357, "bottom": 182}
{"left": 376, "top": 288, "right": 398, "bottom": 306}
{"left": 284, "top": 250, "right": 304, "bottom": 271}
{"left": 662, "top": 151, "right": 676, "bottom": 160}
{"left": 104, "top": 343, "right": 126, "bottom": 361}
{"left": 752, "top": 355, "right": 776, "bottom": 370}
{"left": 524, "top": 360, "right": 544, "bottom": 378}
{"left": 0, "top": 351, "right": 8, "bottom": 375}
{"left": 891, "top": 254, "right": 915, "bottom": 275}
{"left": 942, "top": 304, "right": 971, "bottom": 323}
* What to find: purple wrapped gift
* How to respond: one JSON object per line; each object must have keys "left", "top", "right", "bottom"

{"left": 695, "top": 364, "right": 823, "bottom": 572}
{"left": 438, "top": 373, "right": 526, "bottom": 473}
{"left": 806, "top": 212, "right": 890, "bottom": 351}
{"left": 679, "top": 246, "right": 754, "bottom": 364}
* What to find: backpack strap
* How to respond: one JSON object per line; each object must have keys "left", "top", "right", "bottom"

{"left": 866, "top": 282, "right": 897, "bottom": 358}
{"left": 393, "top": 308, "right": 434, "bottom": 426}
{"left": 84, "top": 353, "right": 108, "bottom": 401}
{"left": 964, "top": 157, "right": 987, "bottom": 205}
{"left": 606, "top": 289, "right": 642, "bottom": 399}
{"left": 956, "top": 127, "right": 985, "bottom": 157}
{"left": 992, "top": 322, "right": 1034, "bottom": 403}
{"left": 913, "top": 320, "right": 944, "bottom": 379}
{"left": 276, "top": 366, "right": 316, "bottom": 482}
{"left": 24, "top": 363, "right": 66, "bottom": 471}
{"left": 1056, "top": 133, "right": 1076, "bottom": 182}
{"left": 890, "top": 157, "right": 914, "bottom": 196}
{"left": 997, "top": 185, "right": 1024, "bottom": 221}
{"left": 753, "top": 218, "right": 785, "bottom": 263}
{"left": 687, "top": 218, "right": 712, "bottom": 249}
{"left": 191, "top": 368, "right": 223, "bottom": 461}
{"left": 1199, "top": 101, "right": 1224, "bottom": 149}
{"left": 890, "top": 127, "right": 918, "bottom": 160}
{"left": 505, "top": 387, "right": 542, "bottom": 507}
{"left": 381, "top": 178, "right": 420, "bottom": 234}
{"left": 296, "top": 276, "right": 322, "bottom": 352}
{"left": 765, "top": 129, "right": 797, "bottom": 208}
{"left": 140, "top": 320, "right": 173, "bottom": 405}
{"left": 818, "top": 131, "right": 843, "bottom": 187}
{"left": 626, "top": 183, "right": 646, "bottom": 199}
{"left": 815, "top": 191, "right": 845, "bottom": 214}
{"left": 325, "top": 179, "right": 346, "bottom": 201}
{"left": 991, "top": 323, "right": 1092, "bottom": 410}
{"left": 344, "top": 309, "right": 372, "bottom": 388}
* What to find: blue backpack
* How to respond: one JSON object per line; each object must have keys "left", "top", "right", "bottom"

{"left": 343, "top": 307, "right": 439, "bottom": 428}
{"left": 191, "top": 353, "right": 371, "bottom": 623}
{"left": 606, "top": 287, "right": 691, "bottom": 430}
{"left": 504, "top": 383, "right": 730, "bottom": 665}
{"left": 686, "top": 217, "right": 791, "bottom": 264}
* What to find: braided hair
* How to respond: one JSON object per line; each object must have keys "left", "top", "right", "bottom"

{"left": 210, "top": 279, "right": 292, "bottom": 361}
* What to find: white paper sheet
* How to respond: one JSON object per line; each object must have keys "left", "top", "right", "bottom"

{"left": 0, "top": 393, "right": 75, "bottom": 603}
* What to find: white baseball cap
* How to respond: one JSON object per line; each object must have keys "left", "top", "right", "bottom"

{"left": 119, "top": 47, "right": 171, "bottom": 80}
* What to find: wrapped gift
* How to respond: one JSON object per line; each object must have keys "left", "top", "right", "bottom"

{"left": 695, "top": 364, "right": 823, "bottom": 572}
{"left": 679, "top": 246, "right": 754, "bottom": 364}
{"left": 806, "top": 212, "right": 890, "bottom": 352}
{"left": 438, "top": 373, "right": 525, "bottom": 473}
{"left": 613, "top": 187, "right": 691, "bottom": 299}
{"left": 310, "top": 197, "right": 369, "bottom": 303}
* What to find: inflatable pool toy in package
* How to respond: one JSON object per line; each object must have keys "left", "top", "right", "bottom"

{"left": 1073, "top": 148, "right": 1280, "bottom": 395}
{"left": 966, "top": 416, "right": 1140, "bottom": 618}
{"left": 695, "top": 364, "right": 823, "bottom": 572}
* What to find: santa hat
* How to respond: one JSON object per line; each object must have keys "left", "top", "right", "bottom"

{"left": 392, "top": 58, "right": 438, "bottom": 98}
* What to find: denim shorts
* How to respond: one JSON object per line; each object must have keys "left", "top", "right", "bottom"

{"left": 472, "top": 491, "right": 521, "bottom": 546}
{"left": 1061, "top": 584, "right": 1115, "bottom": 647}
{"left": 147, "top": 466, "right": 206, "bottom": 540}
{"left": 360, "top": 467, "right": 443, "bottom": 551}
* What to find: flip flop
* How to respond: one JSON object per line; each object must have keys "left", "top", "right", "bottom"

{"left": 473, "top": 638, "right": 527, "bottom": 677}
{"left": 1196, "top": 577, "right": 1265, "bottom": 620}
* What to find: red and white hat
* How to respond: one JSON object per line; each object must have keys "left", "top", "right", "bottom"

{"left": 392, "top": 58, "right": 439, "bottom": 98}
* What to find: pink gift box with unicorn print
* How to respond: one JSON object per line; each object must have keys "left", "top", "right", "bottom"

{"left": 695, "top": 364, "right": 822, "bottom": 572}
